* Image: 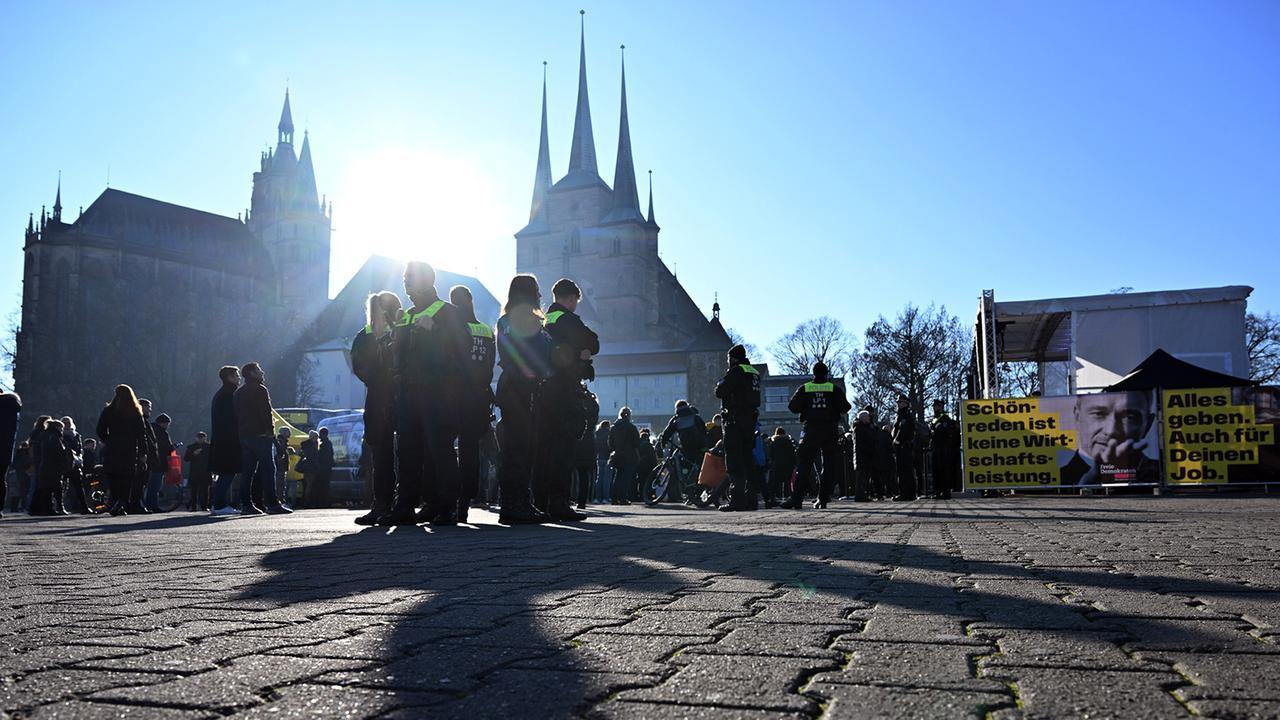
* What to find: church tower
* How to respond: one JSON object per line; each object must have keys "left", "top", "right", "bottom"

{"left": 249, "top": 90, "right": 332, "bottom": 329}
{"left": 515, "top": 18, "right": 663, "bottom": 346}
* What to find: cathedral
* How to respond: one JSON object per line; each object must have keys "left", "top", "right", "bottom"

{"left": 14, "top": 93, "right": 332, "bottom": 437}
{"left": 515, "top": 23, "right": 732, "bottom": 428}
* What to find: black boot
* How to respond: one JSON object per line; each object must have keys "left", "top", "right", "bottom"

{"left": 376, "top": 507, "right": 419, "bottom": 526}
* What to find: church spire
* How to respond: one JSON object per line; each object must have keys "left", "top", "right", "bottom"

{"left": 295, "top": 130, "right": 319, "bottom": 210}
{"left": 529, "top": 62, "right": 553, "bottom": 221}
{"left": 566, "top": 10, "right": 598, "bottom": 179}
{"left": 278, "top": 89, "right": 294, "bottom": 144}
{"left": 52, "top": 171, "right": 62, "bottom": 221}
{"left": 603, "top": 45, "right": 644, "bottom": 224}
{"left": 646, "top": 169, "right": 659, "bottom": 229}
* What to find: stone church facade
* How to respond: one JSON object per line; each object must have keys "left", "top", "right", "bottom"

{"left": 14, "top": 93, "right": 331, "bottom": 438}
{"left": 515, "top": 27, "right": 732, "bottom": 429}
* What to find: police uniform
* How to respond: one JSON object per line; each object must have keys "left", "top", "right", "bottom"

{"left": 892, "top": 404, "right": 917, "bottom": 501}
{"left": 494, "top": 312, "right": 551, "bottom": 523}
{"left": 351, "top": 323, "right": 397, "bottom": 523}
{"left": 929, "top": 409, "right": 960, "bottom": 499}
{"left": 384, "top": 294, "right": 470, "bottom": 525}
{"left": 532, "top": 302, "right": 599, "bottom": 520}
{"left": 714, "top": 359, "right": 761, "bottom": 511}
{"left": 784, "top": 377, "right": 851, "bottom": 508}
{"left": 457, "top": 318, "right": 496, "bottom": 520}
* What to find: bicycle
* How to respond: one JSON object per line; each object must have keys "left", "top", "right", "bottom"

{"left": 644, "top": 442, "right": 712, "bottom": 507}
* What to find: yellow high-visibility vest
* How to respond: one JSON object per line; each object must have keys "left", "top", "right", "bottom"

{"left": 399, "top": 299, "right": 446, "bottom": 326}
{"left": 804, "top": 382, "right": 834, "bottom": 393}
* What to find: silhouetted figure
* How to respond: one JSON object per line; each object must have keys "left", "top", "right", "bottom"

{"left": 608, "top": 407, "right": 640, "bottom": 505}
{"left": 892, "top": 395, "right": 917, "bottom": 501}
{"left": 351, "top": 291, "right": 401, "bottom": 525}
{"left": 95, "top": 385, "right": 150, "bottom": 516}
{"left": 930, "top": 399, "right": 961, "bottom": 499}
{"left": 312, "top": 427, "right": 334, "bottom": 509}
{"left": 209, "top": 366, "right": 242, "bottom": 516}
{"left": 493, "top": 274, "right": 552, "bottom": 525}
{"left": 768, "top": 428, "right": 796, "bottom": 505}
{"left": 185, "top": 432, "right": 212, "bottom": 511}
{"left": 450, "top": 284, "right": 496, "bottom": 524}
{"left": 0, "top": 392, "right": 21, "bottom": 519}
{"left": 715, "top": 345, "right": 761, "bottom": 512}
{"left": 234, "top": 362, "right": 289, "bottom": 514}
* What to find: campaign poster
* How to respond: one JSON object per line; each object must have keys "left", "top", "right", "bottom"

{"left": 962, "top": 391, "right": 1161, "bottom": 490}
{"left": 1162, "top": 386, "right": 1280, "bottom": 485}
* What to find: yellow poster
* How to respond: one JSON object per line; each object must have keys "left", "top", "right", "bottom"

{"left": 962, "top": 397, "right": 1077, "bottom": 489}
{"left": 1162, "top": 387, "right": 1276, "bottom": 485}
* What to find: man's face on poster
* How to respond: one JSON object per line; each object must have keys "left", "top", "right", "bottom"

{"left": 1074, "top": 391, "right": 1153, "bottom": 465}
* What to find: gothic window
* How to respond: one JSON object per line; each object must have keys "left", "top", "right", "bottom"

{"left": 570, "top": 232, "right": 581, "bottom": 254}
{"left": 612, "top": 237, "right": 622, "bottom": 256}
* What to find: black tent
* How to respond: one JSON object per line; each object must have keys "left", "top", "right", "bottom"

{"left": 1105, "top": 348, "right": 1256, "bottom": 392}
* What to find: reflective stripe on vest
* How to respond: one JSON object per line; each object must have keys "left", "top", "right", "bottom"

{"left": 468, "top": 322, "right": 493, "bottom": 339}
{"left": 545, "top": 310, "right": 565, "bottom": 325}
{"left": 739, "top": 364, "right": 758, "bottom": 375}
{"left": 399, "top": 299, "right": 446, "bottom": 326}
{"left": 362, "top": 323, "right": 372, "bottom": 334}
{"left": 804, "top": 382, "right": 834, "bottom": 393}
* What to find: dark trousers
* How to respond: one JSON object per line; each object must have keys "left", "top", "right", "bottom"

{"left": 239, "top": 435, "right": 278, "bottom": 509}
{"left": 932, "top": 459, "right": 959, "bottom": 497}
{"left": 496, "top": 380, "right": 536, "bottom": 508}
{"left": 67, "top": 469, "right": 90, "bottom": 513}
{"left": 574, "top": 462, "right": 595, "bottom": 507}
{"left": 611, "top": 464, "right": 636, "bottom": 503}
{"left": 0, "top": 462, "right": 7, "bottom": 512}
{"left": 791, "top": 425, "right": 841, "bottom": 504}
{"left": 894, "top": 444, "right": 916, "bottom": 499}
{"left": 532, "top": 379, "right": 582, "bottom": 511}
{"left": 107, "top": 472, "right": 132, "bottom": 508}
{"left": 854, "top": 466, "right": 875, "bottom": 499}
{"left": 767, "top": 462, "right": 793, "bottom": 503}
{"left": 395, "top": 391, "right": 460, "bottom": 512}
{"left": 723, "top": 413, "right": 757, "bottom": 508}
{"left": 458, "top": 405, "right": 490, "bottom": 506}
{"left": 367, "top": 429, "right": 396, "bottom": 512}
{"left": 188, "top": 480, "right": 210, "bottom": 511}
{"left": 129, "top": 469, "right": 148, "bottom": 510}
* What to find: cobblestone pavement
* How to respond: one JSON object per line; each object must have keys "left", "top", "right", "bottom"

{"left": 3, "top": 495, "right": 1280, "bottom": 719}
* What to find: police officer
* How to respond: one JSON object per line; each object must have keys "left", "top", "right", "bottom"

{"left": 892, "top": 394, "right": 917, "bottom": 501}
{"left": 714, "top": 344, "right": 761, "bottom": 512}
{"left": 532, "top": 278, "right": 599, "bottom": 522}
{"left": 380, "top": 261, "right": 470, "bottom": 527}
{"left": 929, "top": 399, "right": 960, "bottom": 499}
{"left": 781, "top": 362, "right": 851, "bottom": 509}
{"left": 351, "top": 290, "right": 401, "bottom": 525}
{"left": 494, "top": 274, "right": 551, "bottom": 525}
{"left": 450, "top": 284, "right": 496, "bottom": 524}
{"left": 660, "top": 400, "right": 708, "bottom": 503}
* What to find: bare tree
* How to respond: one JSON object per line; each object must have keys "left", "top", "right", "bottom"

{"left": 847, "top": 349, "right": 897, "bottom": 415}
{"left": 725, "top": 327, "right": 760, "bottom": 361}
{"left": 855, "top": 304, "right": 968, "bottom": 419}
{"left": 1246, "top": 311, "right": 1280, "bottom": 384}
{"left": 295, "top": 354, "right": 323, "bottom": 408}
{"left": 999, "top": 361, "right": 1040, "bottom": 397}
{"left": 767, "top": 316, "right": 855, "bottom": 377}
{"left": 1, "top": 306, "right": 19, "bottom": 392}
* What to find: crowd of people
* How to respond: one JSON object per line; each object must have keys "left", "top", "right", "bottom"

{"left": 0, "top": 261, "right": 963, "bottom": 523}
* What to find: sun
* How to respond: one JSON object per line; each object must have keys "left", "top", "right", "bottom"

{"left": 331, "top": 145, "right": 510, "bottom": 286}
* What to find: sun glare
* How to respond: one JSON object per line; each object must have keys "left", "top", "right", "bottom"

{"left": 332, "top": 146, "right": 510, "bottom": 286}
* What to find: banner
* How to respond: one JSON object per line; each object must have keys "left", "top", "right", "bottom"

{"left": 962, "top": 391, "right": 1160, "bottom": 490}
{"left": 1162, "top": 387, "right": 1280, "bottom": 485}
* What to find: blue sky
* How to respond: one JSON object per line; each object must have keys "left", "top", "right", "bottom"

{"left": 2, "top": 0, "right": 1277, "bottom": 379}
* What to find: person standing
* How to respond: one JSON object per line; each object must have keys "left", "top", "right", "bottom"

{"left": 312, "top": 427, "right": 334, "bottom": 508}
{"left": 767, "top": 428, "right": 796, "bottom": 506}
{"left": 209, "top": 366, "right": 242, "bottom": 516}
{"left": 381, "top": 261, "right": 470, "bottom": 527}
{"left": 271, "top": 427, "right": 293, "bottom": 508}
{"left": 233, "top": 362, "right": 289, "bottom": 515}
{"left": 532, "top": 278, "right": 599, "bottom": 522}
{"left": 850, "top": 410, "right": 877, "bottom": 501}
{"left": 145, "top": 412, "right": 175, "bottom": 512}
{"left": 573, "top": 392, "right": 600, "bottom": 510}
{"left": 351, "top": 291, "right": 402, "bottom": 525}
{"left": 96, "top": 386, "right": 150, "bottom": 516}
{"left": 593, "top": 420, "right": 612, "bottom": 503}
{"left": 0, "top": 392, "right": 22, "bottom": 519}
{"left": 607, "top": 407, "right": 640, "bottom": 505}
{"left": 929, "top": 399, "right": 961, "bottom": 499}
{"left": 60, "top": 416, "right": 90, "bottom": 514}
{"left": 715, "top": 345, "right": 762, "bottom": 512}
{"left": 185, "top": 432, "right": 213, "bottom": 511}
{"left": 450, "top": 285, "right": 496, "bottom": 524}
{"left": 492, "top": 275, "right": 551, "bottom": 525}
{"left": 636, "top": 429, "right": 658, "bottom": 501}
{"left": 892, "top": 395, "right": 917, "bottom": 501}
{"left": 132, "top": 399, "right": 159, "bottom": 514}
{"left": 781, "top": 363, "right": 851, "bottom": 509}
